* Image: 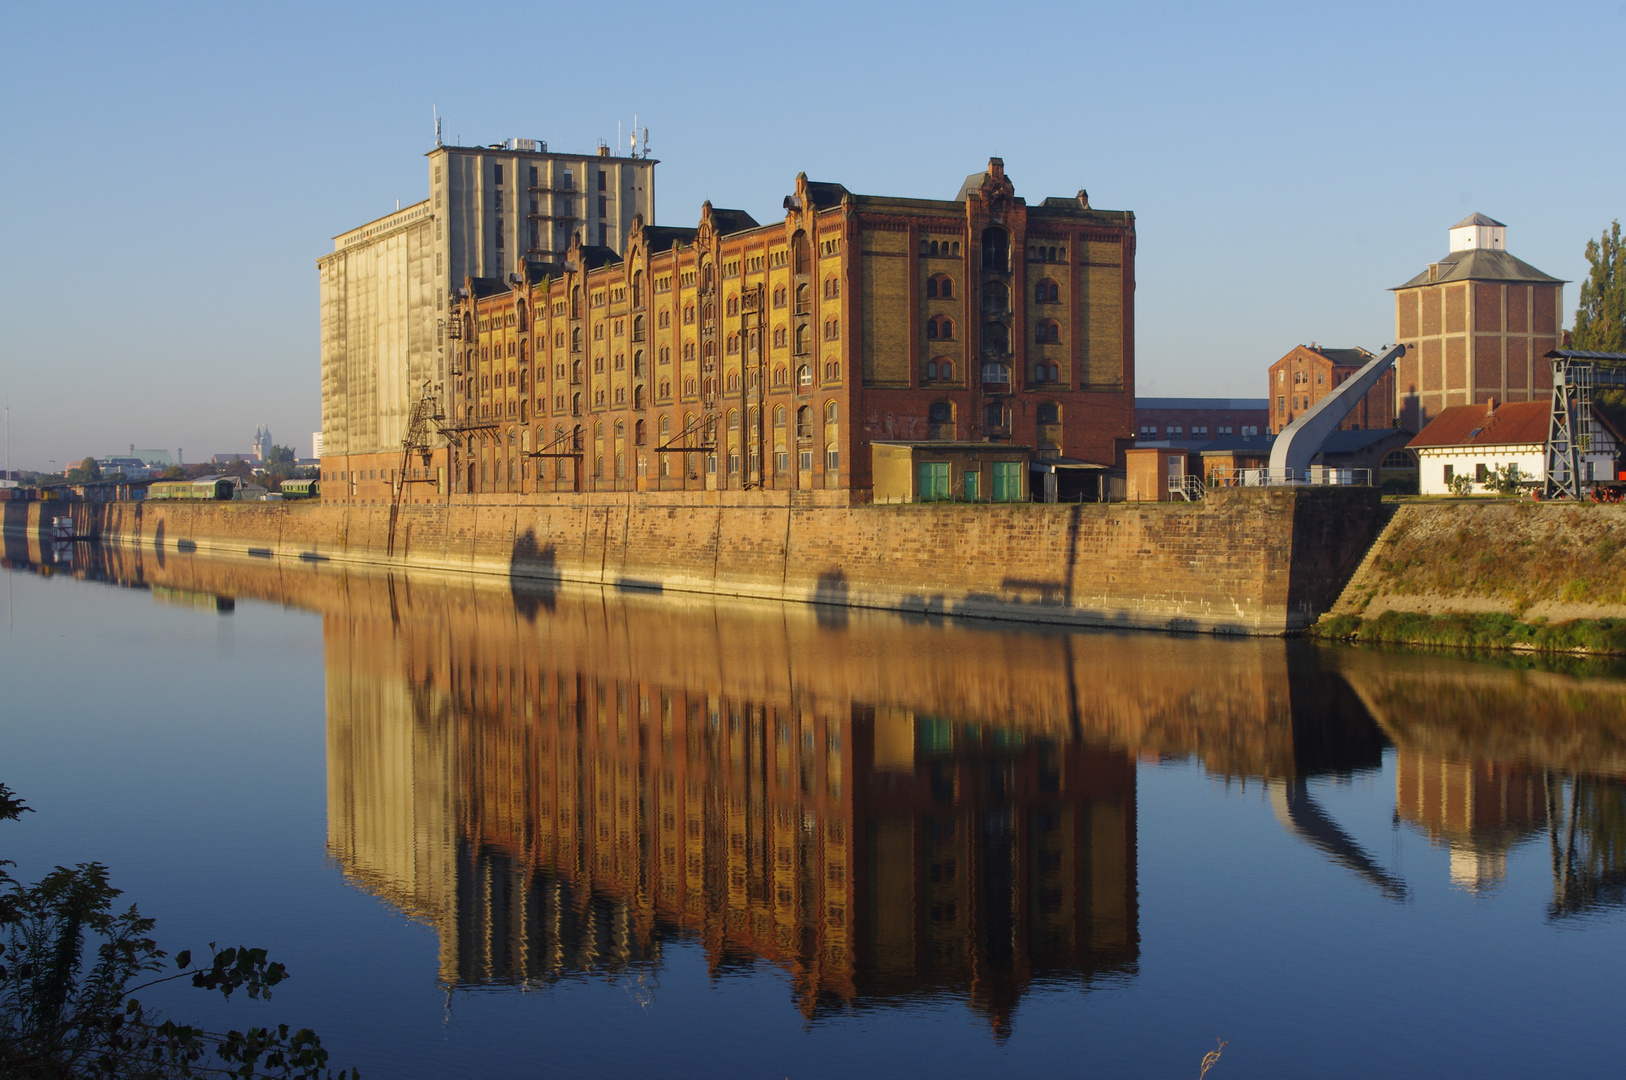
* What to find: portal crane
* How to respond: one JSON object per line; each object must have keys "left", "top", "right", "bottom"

{"left": 1541, "top": 349, "right": 1626, "bottom": 499}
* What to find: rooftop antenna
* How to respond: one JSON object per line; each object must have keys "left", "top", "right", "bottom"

{"left": 631, "top": 114, "right": 639, "bottom": 157}
{"left": 433, "top": 105, "right": 442, "bottom": 147}
{"left": 642, "top": 124, "right": 650, "bottom": 158}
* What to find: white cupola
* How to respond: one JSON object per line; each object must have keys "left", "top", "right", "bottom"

{"left": 1448, "top": 212, "right": 1507, "bottom": 253}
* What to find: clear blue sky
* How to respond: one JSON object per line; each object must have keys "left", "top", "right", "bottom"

{"left": 2, "top": 0, "right": 1621, "bottom": 471}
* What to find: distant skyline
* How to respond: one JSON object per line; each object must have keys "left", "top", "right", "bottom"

{"left": 3, "top": 0, "right": 1622, "bottom": 470}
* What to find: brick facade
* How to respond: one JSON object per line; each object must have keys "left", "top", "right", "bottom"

{"left": 430, "top": 161, "right": 1135, "bottom": 504}
{"left": 1267, "top": 345, "right": 1395, "bottom": 434}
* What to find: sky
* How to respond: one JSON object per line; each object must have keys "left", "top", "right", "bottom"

{"left": 1, "top": 0, "right": 1622, "bottom": 472}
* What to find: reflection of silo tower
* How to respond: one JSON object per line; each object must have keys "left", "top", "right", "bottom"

{"left": 1394, "top": 752, "right": 1548, "bottom": 893}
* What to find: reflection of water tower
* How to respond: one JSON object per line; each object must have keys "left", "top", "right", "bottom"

{"left": 1394, "top": 752, "right": 1548, "bottom": 893}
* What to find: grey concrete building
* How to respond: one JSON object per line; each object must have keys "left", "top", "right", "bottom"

{"left": 318, "top": 138, "right": 657, "bottom": 488}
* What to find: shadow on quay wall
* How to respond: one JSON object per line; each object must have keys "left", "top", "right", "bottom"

{"left": 509, "top": 527, "right": 557, "bottom": 620}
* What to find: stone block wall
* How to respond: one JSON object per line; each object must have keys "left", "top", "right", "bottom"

{"left": 9, "top": 486, "right": 1385, "bottom": 635}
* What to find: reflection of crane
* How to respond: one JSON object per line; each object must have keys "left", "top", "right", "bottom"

{"left": 1541, "top": 349, "right": 1626, "bottom": 499}
{"left": 1546, "top": 771, "right": 1626, "bottom": 919}
{"left": 1271, "top": 781, "right": 1408, "bottom": 901}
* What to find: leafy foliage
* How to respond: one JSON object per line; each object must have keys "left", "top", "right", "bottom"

{"left": 1573, "top": 220, "right": 1625, "bottom": 354}
{"left": 66, "top": 459, "right": 102, "bottom": 485}
{"left": 0, "top": 784, "right": 355, "bottom": 1079}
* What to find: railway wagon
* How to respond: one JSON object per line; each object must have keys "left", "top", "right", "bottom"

{"left": 148, "top": 478, "right": 234, "bottom": 501}
{"left": 279, "top": 479, "right": 320, "bottom": 499}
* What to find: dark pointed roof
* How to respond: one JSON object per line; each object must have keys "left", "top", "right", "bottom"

{"left": 1452, "top": 212, "right": 1504, "bottom": 228}
{"left": 707, "top": 208, "right": 760, "bottom": 235}
{"left": 1394, "top": 248, "right": 1564, "bottom": 290}
{"left": 642, "top": 225, "right": 698, "bottom": 250}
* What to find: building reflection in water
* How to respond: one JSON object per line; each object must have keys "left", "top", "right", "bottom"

{"left": 11, "top": 542, "right": 1626, "bottom": 1020}
{"left": 1332, "top": 648, "right": 1626, "bottom": 911}
{"left": 323, "top": 579, "right": 1142, "bottom": 1033}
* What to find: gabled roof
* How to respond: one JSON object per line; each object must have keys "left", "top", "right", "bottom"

{"left": 1305, "top": 345, "right": 1373, "bottom": 369}
{"left": 642, "top": 225, "right": 698, "bottom": 250}
{"left": 1453, "top": 212, "right": 1505, "bottom": 229}
{"left": 1408, "top": 401, "right": 1550, "bottom": 448}
{"left": 802, "top": 181, "right": 850, "bottom": 211}
{"left": 577, "top": 245, "right": 620, "bottom": 270}
{"left": 708, "top": 208, "right": 760, "bottom": 235}
{"left": 1394, "top": 248, "right": 1564, "bottom": 289}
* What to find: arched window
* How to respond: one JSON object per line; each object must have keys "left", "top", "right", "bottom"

{"left": 571, "top": 287, "right": 580, "bottom": 318}
{"left": 927, "top": 273, "right": 954, "bottom": 299}
{"left": 633, "top": 350, "right": 645, "bottom": 376}
{"left": 982, "top": 322, "right": 1008, "bottom": 354}
{"left": 518, "top": 369, "right": 528, "bottom": 392}
{"left": 773, "top": 366, "right": 788, "bottom": 387}
{"left": 773, "top": 404, "right": 787, "bottom": 427}
{"left": 659, "top": 415, "right": 672, "bottom": 438}
{"left": 824, "top": 318, "right": 839, "bottom": 341}
{"left": 594, "top": 357, "right": 605, "bottom": 374}
{"left": 519, "top": 340, "right": 528, "bottom": 363}
{"left": 634, "top": 385, "right": 645, "bottom": 410}
{"left": 981, "top": 227, "right": 1009, "bottom": 272}
{"left": 727, "top": 408, "right": 739, "bottom": 430}
{"left": 631, "top": 271, "right": 643, "bottom": 308}
{"left": 520, "top": 400, "right": 529, "bottom": 422}
{"left": 659, "top": 379, "right": 670, "bottom": 398}
{"left": 796, "top": 364, "right": 812, "bottom": 387}
{"left": 983, "top": 281, "right": 1008, "bottom": 314}
{"left": 726, "top": 371, "right": 740, "bottom": 392}
{"left": 1036, "top": 402, "right": 1060, "bottom": 425}
{"left": 824, "top": 276, "right": 840, "bottom": 299}
{"left": 795, "top": 324, "right": 810, "bottom": 354}
{"left": 1035, "top": 279, "right": 1060, "bottom": 304}
{"left": 927, "top": 315, "right": 954, "bottom": 340}
{"left": 571, "top": 327, "right": 582, "bottom": 352}
{"left": 796, "top": 406, "right": 813, "bottom": 439}
{"left": 685, "top": 376, "right": 697, "bottom": 395}
{"left": 516, "top": 301, "right": 528, "bottom": 331}
{"left": 795, "top": 282, "right": 810, "bottom": 313}
{"left": 683, "top": 342, "right": 695, "bottom": 362}
{"left": 632, "top": 314, "right": 644, "bottom": 341}
{"left": 928, "top": 400, "right": 953, "bottom": 424}
{"left": 792, "top": 231, "right": 809, "bottom": 275}
{"left": 684, "top": 304, "right": 695, "bottom": 325}
{"left": 571, "top": 393, "right": 582, "bottom": 416}
{"left": 727, "top": 332, "right": 740, "bottom": 355}
{"left": 703, "top": 340, "right": 715, "bottom": 360}
{"left": 1035, "top": 320, "right": 1061, "bottom": 344}
{"left": 571, "top": 358, "right": 582, "bottom": 382}
{"left": 982, "top": 362, "right": 1011, "bottom": 387}
{"left": 824, "top": 401, "right": 838, "bottom": 423}
{"left": 773, "top": 326, "right": 787, "bottom": 348}
{"left": 773, "top": 285, "right": 787, "bottom": 309}
{"left": 823, "top": 360, "right": 842, "bottom": 381}
{"left": 984, "top": 401, "right": 1007, "bottom": 429}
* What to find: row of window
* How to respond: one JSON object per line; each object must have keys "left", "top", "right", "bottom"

{"left": 926, "top": 401, "right": 1063, "bottom": 424}
{"left": 1137, "top": 424, "right": 1261, "bottom": 438}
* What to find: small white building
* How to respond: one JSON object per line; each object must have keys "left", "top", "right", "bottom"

{"left": 1409, "top": 399, "right": 1620, "bottom": 495}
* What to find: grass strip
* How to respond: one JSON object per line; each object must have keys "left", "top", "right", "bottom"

{"left": 1311, "top": 610, "right": 1626, "bottom": 655}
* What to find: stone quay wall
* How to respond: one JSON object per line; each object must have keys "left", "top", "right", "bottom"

{"left": 5, "top": 487, "right": 1384, "bottom": 635}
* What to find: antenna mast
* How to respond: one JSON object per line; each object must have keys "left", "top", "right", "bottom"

{"left": 433, "top": 105, "right": 442, "bottom": 147}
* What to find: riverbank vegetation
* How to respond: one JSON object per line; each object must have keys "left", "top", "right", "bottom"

{"left": 0, "top": 784, "right": 354, "bottom": 1079}
{"left": 1313, "top": 610, "right": 1626, "bottom": 656}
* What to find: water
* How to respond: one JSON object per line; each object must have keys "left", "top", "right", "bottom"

{"left": 2, "top": 541, "right": 1623, "bottom": 1078}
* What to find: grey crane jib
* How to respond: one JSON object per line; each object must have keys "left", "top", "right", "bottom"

{"left": 1268, "top": 344, "right": 1405, "bottom": 478}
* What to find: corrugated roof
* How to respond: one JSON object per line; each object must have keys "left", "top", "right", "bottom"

{"left": 1407, "top": 401, "right": 1550, "bottom": 448}
{"left": 1303, "top": 345, "right": 1374, "bottom": 368}
{"left": 1395, "top": 248, "right": 1564, "bottom": 289}
{"left": 1452, "top": 212, "right": 1505, "bottom": 228}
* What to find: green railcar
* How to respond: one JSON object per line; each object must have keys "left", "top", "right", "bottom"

{"left": 279, "top": 479, "right": 320, "bottom": 499}
{"left": 148, "top": 478, "right": 234, "bottom": 501}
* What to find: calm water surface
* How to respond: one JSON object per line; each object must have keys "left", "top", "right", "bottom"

{"left": 1, "top": 539, "right": 1623, "bottom": 1079}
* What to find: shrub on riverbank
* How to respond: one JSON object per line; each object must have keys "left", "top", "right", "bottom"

{"left": 1312, "top": 610, "right": 1626, "bottom": 655}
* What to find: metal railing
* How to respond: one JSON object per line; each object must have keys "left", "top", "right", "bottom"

{"left": 1205, "top": 466, "right": 1373, "bottom": 488}
{"left": 1167, "top": 474, "right": 1205, "bottom": 501}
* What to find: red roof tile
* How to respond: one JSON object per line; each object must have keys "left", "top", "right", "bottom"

{"left": 1407, "top": 401, "right": 1551, "bottom": 449}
